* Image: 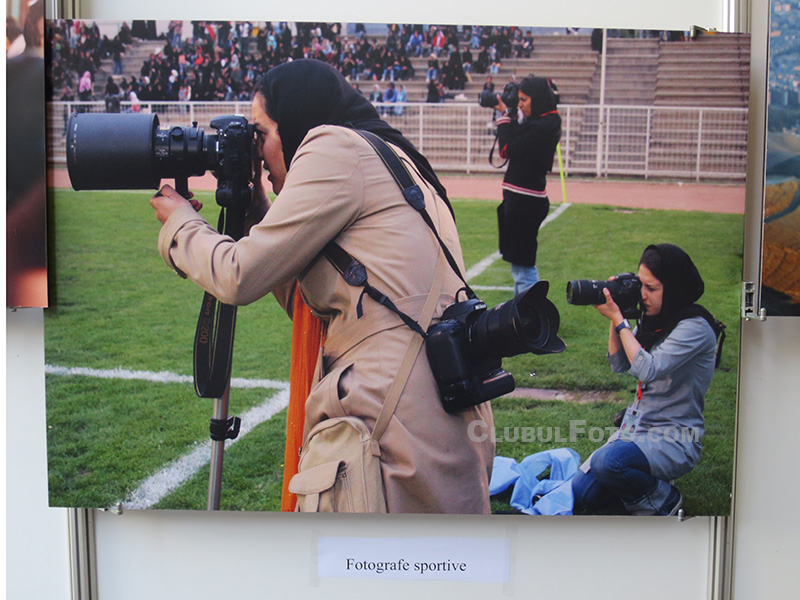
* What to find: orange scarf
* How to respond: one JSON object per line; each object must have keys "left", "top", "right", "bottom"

{"left": 280, "top": 284, "right": 325, "bottom": 511}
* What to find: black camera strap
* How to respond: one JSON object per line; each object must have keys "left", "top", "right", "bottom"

{"left": 488, "top": 133, "right": 509, "bottom": 169}
{"left": 192, "top": 206, "right": 246, "bottom": 400}
{"left": 320, "top": 130, "right": 476, "bottom": 338}
{"left": 354, "top": 130, "right": 473, "bottom": 293}
{"left": 321, "top": 241, "right": 429, "bottom": 338}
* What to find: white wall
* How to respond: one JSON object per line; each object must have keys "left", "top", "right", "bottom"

{"left": 7, "top": 310, "right": 72, "bottom": 600}
{"left": 75, "top": 0, "right": 725, "bottom": 32}
{"left": 8, "top": 0, "right": 799, "bottom": 598}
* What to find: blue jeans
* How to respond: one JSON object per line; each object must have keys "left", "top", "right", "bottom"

{"left": 572, "top": 440, "right": 657, "bottom": 515}
{"left": 511, "top": 263, "right": 539, "bottom": 296}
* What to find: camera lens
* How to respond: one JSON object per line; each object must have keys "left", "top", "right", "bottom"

{"left": 67, "top": 112, "right": 162, "bottom": 190}
{"left": 566, "top": 279, "right": 606, "bottom": 305}
{"left": 478, "top": 89, "right": 497, "bottom": 108}
{"left": 469, "top": 282, "right": 565, "bottom": 358}
{"left": 66, "top": 112, "right": 213, "bottom": 191}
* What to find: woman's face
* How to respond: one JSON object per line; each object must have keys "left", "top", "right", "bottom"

{"left": 251, "top": 92, "right": 287, "bottom": 194}
{"left": 518, "top": 91, "right": 532, "bottom": 118}
{"left": 638, "top": 264, "right": 664, "bottom": 316}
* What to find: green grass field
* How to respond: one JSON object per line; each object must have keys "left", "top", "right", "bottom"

{"left": 44, "top": 186, "right": 743, "bottom": 515}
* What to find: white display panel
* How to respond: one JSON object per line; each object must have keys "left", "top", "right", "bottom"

{"left": 7, "top": 0, "right": 800, "bottom": 599}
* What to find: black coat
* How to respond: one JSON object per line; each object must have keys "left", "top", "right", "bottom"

{"left": 495, "top": 77, "right": 561, "bottom": 265}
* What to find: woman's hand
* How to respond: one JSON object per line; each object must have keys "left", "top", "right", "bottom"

{"left": 596, "top": 283, "right": 641, "bottom": 364}
{"left": 493, "top": 95, "right": 506, "bottom": 113}
{"left": 594, "top": 287, "right": 624, "bottom": 324}
{"left": 150, "top": 185, "right": 202, "bottom": 225}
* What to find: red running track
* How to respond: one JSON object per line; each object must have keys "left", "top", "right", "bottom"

{"left": 50, "top": 169, "right": 745, "bottom": 215}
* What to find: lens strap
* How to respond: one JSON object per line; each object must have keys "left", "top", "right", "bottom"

{"left": 192, "top": 206, "right": 246, "bottom": 398}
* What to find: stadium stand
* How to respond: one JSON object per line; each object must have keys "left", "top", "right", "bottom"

{"left": 46, "top": 22, "right": 751, "bottom": 180}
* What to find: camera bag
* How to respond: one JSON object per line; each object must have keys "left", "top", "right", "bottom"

{"left": 289, "top": 249, "right": 447, "bottom": 512}
{"left": 289, "top": 415, "right": 385, "bottom": 512}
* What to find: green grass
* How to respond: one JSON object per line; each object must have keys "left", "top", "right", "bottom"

{"left": 44, "top": 188, "right": 742, "bottom": 515}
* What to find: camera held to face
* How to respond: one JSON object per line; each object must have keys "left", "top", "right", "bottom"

{"left": 426, "top": 281, "right": 566, "bottom": 413}
{"left": 66, "top": 112, "right": 256, "bottom": 209}
{"left": 565, "top": 273, "right": 643, "bottom": 319}
{"left": 478, "top": 81, "right": 520, "bottom": 111}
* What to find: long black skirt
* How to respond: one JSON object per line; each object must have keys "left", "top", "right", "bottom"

{"left": 497, "top": 189, "right": 550, "bottom": 266}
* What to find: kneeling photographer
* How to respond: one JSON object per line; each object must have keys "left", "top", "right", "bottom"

{"left": 486, "top": 76, "right": 561, "bottom": 296}
{"left": 568, "top": 244, "right": 722, "bottom": 516}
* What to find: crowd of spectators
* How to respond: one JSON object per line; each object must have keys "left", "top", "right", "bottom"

{"left": 46, "top": 21, "right": 544, "bottom": 108}
{"left": 47, "top": 20, "right": 129, "bottom": 103}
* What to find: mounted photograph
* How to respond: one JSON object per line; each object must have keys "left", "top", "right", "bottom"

{"left": 45, "top": 20, "right": 747, "bottom": 516}
{"left": 763, "top": 0, "right": 800, "bottom": 315}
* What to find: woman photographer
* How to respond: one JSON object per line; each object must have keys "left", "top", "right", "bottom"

{"left": 149, "top": 59, "right": 494, "bottom": 514}
{"left": 571, "top": 244, "right": 719, "bottom": 515}
{"left": 493, "top": 76, "right": 560, "bottom": 296}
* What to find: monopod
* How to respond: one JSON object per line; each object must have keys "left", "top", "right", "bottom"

{"left": 66, "top": 112, "right": 257, "bottom": 510}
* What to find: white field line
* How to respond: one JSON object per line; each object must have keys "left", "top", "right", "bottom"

{"left": 45, "top": 364, "right": 289, "bottom": 391}
{"left": 46, "top": 364, "right": 290, "bottom": 509}
{"left": 464, "top": 202, "right": 571, "bottom": 284}
{"left": 121, "top": 388, "right": 290, "bottom": 510}
{"left": 464, "top": 251, "right": 502, "bottom": 282}
{"left": 47, "top": 202, "right": 571, "bottom": 508}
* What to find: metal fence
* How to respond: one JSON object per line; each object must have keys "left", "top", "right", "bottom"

{"left": 48, "top": 101, "right": 749, "bottom": 182}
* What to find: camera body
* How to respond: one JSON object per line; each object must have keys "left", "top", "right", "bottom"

{"left": 67, "top": 112, "right": 256, "bottom": 209}
{"left": 426, "top": 281, "right": 566, "bottom": 413}
{"left": 478, "top": 81, "right": 520, "bottom": 111}
{"left": 426, "top": 298, "right": 515, "bottom": 413}
{"left": 565, "top": 273, "right": 643, "bottom": 319}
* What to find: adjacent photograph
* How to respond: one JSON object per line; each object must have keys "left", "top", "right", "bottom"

{"left": 7, "top": 0, "right": 48, "bottom": 308}
{"left": 764, "top": 0, "right": 800, "bottom": 315}
{"left": 45, "top": 20, "right": 747, "bottom": 516}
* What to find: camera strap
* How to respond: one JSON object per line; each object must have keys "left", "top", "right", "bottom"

{"left": 192, "top": 206, "right": 247, "bottom": 400}
{"left": 488, "top": 133, "right": 509, "bottom": 169}
{"left": 354, "top": 130, "right": 474, "bottom": 293}
{"left": 320, "top": 130, "right": 475, "bottom": 338}
{"left": 322, "top": 241, "right": 429, "bottom": 339}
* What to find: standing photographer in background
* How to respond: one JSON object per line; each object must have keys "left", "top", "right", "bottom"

{"left": 493, "top": 76, "right": 560, "bottom": 296}
{"left": 571, "top": 244, "right": 720, "bottom": 516}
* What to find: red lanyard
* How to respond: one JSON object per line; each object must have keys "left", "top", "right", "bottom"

{"left": 633, "top": 381, "right": 643, "bottom": 409}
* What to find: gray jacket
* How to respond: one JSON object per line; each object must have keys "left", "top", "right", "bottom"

{"left": 607, "top": 316, "right": 717, "bottom": 480}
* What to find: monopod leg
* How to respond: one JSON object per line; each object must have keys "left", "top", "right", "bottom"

{"left": 207, "top": 385, "right": 231, "bottom": 510}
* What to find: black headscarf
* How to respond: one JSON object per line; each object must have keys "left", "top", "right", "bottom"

{"left": 254, "top": 59, "right": 452, "bottom": 214}
{"left": 635, "top": 243, "right": 718, "bottom": 351}
{"left": 518, "top": 76, "right": 558, "bottom": 118}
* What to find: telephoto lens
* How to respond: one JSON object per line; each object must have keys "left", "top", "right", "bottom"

{"left": 66, "top": 112, "right": 210, "bottom": 191}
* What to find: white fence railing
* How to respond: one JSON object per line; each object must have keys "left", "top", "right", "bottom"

{"left": 48, "top": 101, "right": 749, "bottom": 181}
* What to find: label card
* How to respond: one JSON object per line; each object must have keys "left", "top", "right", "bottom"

{"left": 318, "top": 536, "right": 510, "bottom": 582}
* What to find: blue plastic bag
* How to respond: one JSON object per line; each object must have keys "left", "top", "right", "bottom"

{"left": 489, "top": 448, "right": 581, "bottom": 515}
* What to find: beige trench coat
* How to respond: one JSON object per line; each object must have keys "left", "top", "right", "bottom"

{"left": 158, "top": 125, "right": 495, "bottom": 513}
